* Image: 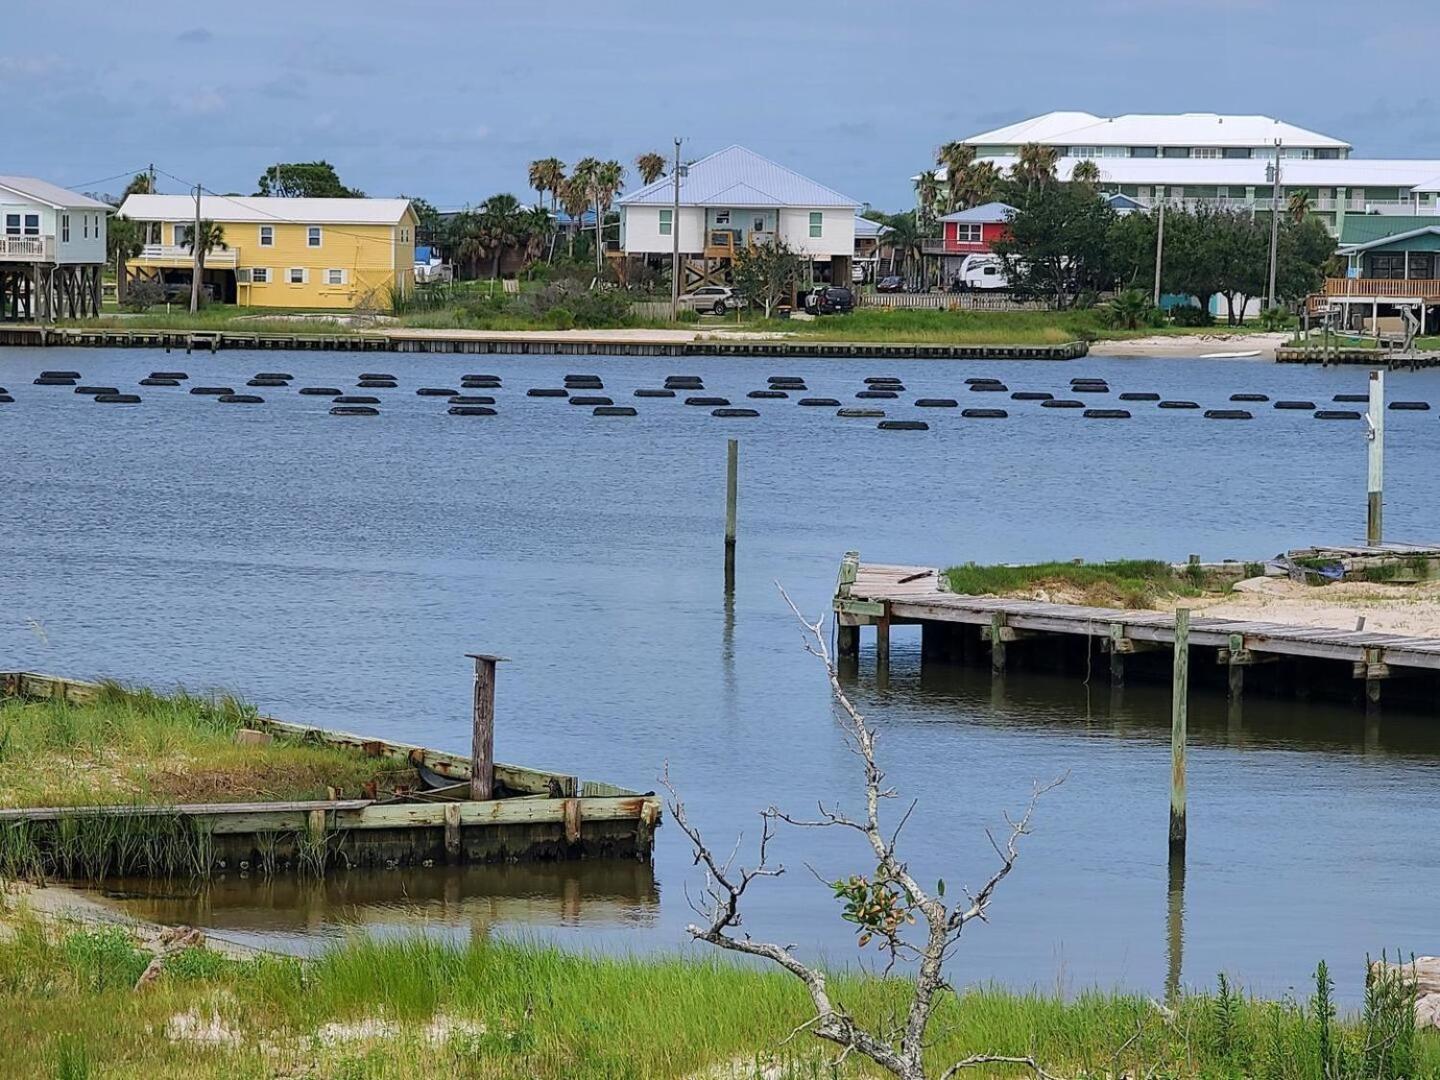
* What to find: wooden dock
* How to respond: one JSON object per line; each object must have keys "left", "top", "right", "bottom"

{"left": 0, "top": 672, "right": 660, "bottom": 876}
{"left": 832, "top": 557, "right": 1440, "bottom": 702}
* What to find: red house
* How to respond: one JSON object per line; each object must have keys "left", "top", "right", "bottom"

{"left": 936, "top": 201, "right": 1015, "bottom": 254}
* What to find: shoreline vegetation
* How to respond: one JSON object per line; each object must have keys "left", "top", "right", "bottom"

{"left": 0, "top": 908, "right": 1430, "bottom": 1079}
{"left": 943, "top": 559, "right": 1247, "bottom": 609}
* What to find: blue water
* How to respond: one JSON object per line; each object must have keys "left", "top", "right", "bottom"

{"left": 2, "top": 346, "right": 1438, "bottom": 999}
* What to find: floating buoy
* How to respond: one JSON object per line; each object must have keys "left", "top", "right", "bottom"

{"left": 634, "top": 388, "right": 676, "bottom": 398}
{"left": 94, "top": 394, "right": 141, "bottom": 404}
{"left": 299, "top": 387, "right": 343, "bottom": 396}
{"left": 1204, "top": 409, "right": 1252, "bottom": 419}
{"left": 1315, "top": 410, "right": 1362, "bottom": 420}
{"left": 75, "top": 386, "right": 118, "bottom": 395}
{"left": 360, "top": 373, "right": 396, "bottom": 381}
{"left": 748, "top": 390, "right": 788, "bottom": 399}
{"left": 857, "top": 390, "right": 898, "bottom": 399}
{"left": 1274, "top": 400, "right": 1316, "bottom": 410}
{"left": 1069, "top": 377, "right": 1105, "bottom": 385}
{"left": 140, "top": 378, "right": 180, "bottom": 387}
{"left": 448, "top": 405, "right": 495, "bottom": 416}
{"left": 247, "top": 378, "right": 289, "bottom": 387}
{"left": 332, "top": 405, "right": 380, "bottom": 416}
{"left": 712, "top": 408, "right": 759, "bottom": 417}
{"left": 219, "top": 394, "right": 264, "bottom": 404}
{"left": 449, "top": 395, "right": 495, "bottom": 405}
{"left": 768, "top": 375, "right": 804, "bottom": 384}
{"left": 664, "top": 376, "right": 704, "bottom": 387}
{"left": 1041, "top": 399, "right": 1085, "bottom": 409}
{"left": 1230, "top": 393, "right": 1269, "bottom": 402}
{"left": 878, "top": 420, "right": 928, "bottom": 431}
{"left": 565, "top": 381, "right": 604, "bottom": 390}
{"left": 357, "top": 379, "right": 397, "bottom": 389}
{"left": 798, "top": 397, "right": 841, "bottom": 406}
{"left": 565, "top": 373, "right": 601, "bottom": 382}
{"left": 865, "top": 376, "right": 903, "bottom": 385}
{"left": 1011, "top": 391, "right": 1053, "bottom": 401}
{"left": 1084, "top": 409, "right": 1130, "bottom": 419}
{"left": 593, "top": 406, "right": 636, "bottom": 417}
{"left": 915, "top": 398, "right": 958, "bottom": 408}
{"left": 0, "top": 394, "right": 13, "bottom": 404}
{"left": 685, "top": 396, "right": 729, "bottom": 406}
{"left": 462, "top": 374, "right": 500, "bottom": 382}
{"left": 40, "top": 370, "right": 80, "bottom": 379}
{"left": 33, "top": 376, "right": 75, "bottom": 386}
{"left": 254, "top": 372, "right": 293, "bottom": 381}
{"left": 461, "top": 379, "right": 501, "bottom": 388}
{"left": 189, "top": 386, "right": 233, "bottom": 395}
{"left": 963, "top": 408, "right": 1008, "bottom": 418}
{"left": 569, "top": 395, "right": 613, "bottom": 406}
{"left": 969, "top": 383, "right": 1008, "bottom": 392}
{"left": 333, "top": 395, "right": 380, "bottom": 405}
{"left": 1158, "top": 400, "right": 1200, "bottom": 409}
{"left": 416, "top": 387, "right": 458, "bottom": 396}
{"left": 964, "top": 377, "right": 1001, "bottom": 386}
{"left": 837, "top": 408, "right": 884, "bottom": 418}
{"left": 1070, "top": 383, "right": 1108, "bottom": 393}
{"left": 1334, "top": 393, "right": 1368, "bottom": 403}
{"left": 1118, "top": 392, "right": 1160, "bottom": 401}
{"left": 149, "top": 371, "right": 187, "bottom": 380}
{"left": 528, "top": 388, "right": 568, "bottom": 397}
{"left": 1390, "top": 401, "right": 1430, "bottom": 411}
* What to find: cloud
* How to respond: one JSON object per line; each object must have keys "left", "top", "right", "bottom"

{"left": 0, "top": 54, "right": 65, "bottom": 80}
{"left": 176, "top": 27, "right": 213, "bottom": 44}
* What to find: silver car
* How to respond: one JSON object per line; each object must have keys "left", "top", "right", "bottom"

{"left": 680, "top": 286, "right": 743, "bottom": 315}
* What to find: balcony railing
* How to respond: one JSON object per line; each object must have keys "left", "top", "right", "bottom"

{"left": 1323, "top": 277, "right": 1440, "bottom": 299}
{"left": 136, "top": 244, "right": 238, "bottom": 267}
{"left": 920, "top": 238, "right": 987, "bottom": 255}
{"left": 0, "top": 235, "right": 54, "bottom": 261}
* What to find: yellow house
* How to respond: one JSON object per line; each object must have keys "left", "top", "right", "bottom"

{"left": 117, "top": 194, "right": 417, "bottom": 310}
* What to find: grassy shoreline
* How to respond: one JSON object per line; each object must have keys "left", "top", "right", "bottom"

{"left": 2, "top": 911, "right": 1431, "bottom": 1078}
{"left": 943, "top": 559, "right": 1258, "bottom": 609}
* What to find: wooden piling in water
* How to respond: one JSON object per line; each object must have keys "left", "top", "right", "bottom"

{"left": 724, "top": 439, "right": 738, "bottom": 592}
{"left": 1170, "top": 608, "right": 1190, "bottom": 855}
{"left": 467, "top": 653, "right": 506, "bottom": 801}
{"left": 1368, "top": 369, "right": 1384, "bottom": 546}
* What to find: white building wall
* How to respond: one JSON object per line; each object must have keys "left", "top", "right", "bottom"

{"left": 621, "top": 206, "right": 706, "bottom": 255}
{"left": 777, "top": 207, "right": 855, "bottom": 258}
{"left": 0, "top": 198, "right": 106, "bottom": 263}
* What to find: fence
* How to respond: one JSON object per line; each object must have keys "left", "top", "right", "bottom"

{"left": 858, "top": 292, "right": 1053, "bottom": 312}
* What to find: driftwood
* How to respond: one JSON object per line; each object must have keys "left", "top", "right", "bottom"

{"left": 135, "top": 925, "right": 206, "bottom": 990}
{"left": 1371, "top": 957, "right": 1440, "bottom": 1029}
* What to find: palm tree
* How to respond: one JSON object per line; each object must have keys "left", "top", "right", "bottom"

{"left": 122, "top": 171, "right": 155, "bottom": 198}
{"left": 1287, "top": 189, "right": 1311, "bottom": 224}
{"left": 478, "top": 193, "right": 525, "bottom": 280}
{"left": 952, "top": 161, "right": 1001, "bottom": 210}
{"left": 558, "top": 176, "right": 591, "bottom": 259}
{"left": 635, "top": 152, "right": 667, "bottom": 186}
{"left": 882, "top": 212, "right": 924, "bottom": 284}
{"left": 528, "top": 158, "right": 566, "bottom": 211}
{"left": 183, "top": 220, "right": 226, "bottom": 313}
{"left": 445, "top": 209, "right": 487, "bottom": 279}
{"left": 1014, "top": 143, "right": 1061, "bottom": 191}
{"left": 915, "top": 171, "right": 940, "bottom": 226}
{"left": 520, "top": 206, "right": 554, "bottom": 265}
{"left": 935, "top": 141, "right": 976, "bottom": 213}
{"left": 1070, "top": 159, "right": 1101, "bottom": 187}
{"left": 590, "top": 160, "right": 626, "bottom": 273}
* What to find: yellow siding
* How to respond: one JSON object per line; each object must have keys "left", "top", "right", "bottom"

{"left": 128, "top": 207, "right": 417, "bottom": 311}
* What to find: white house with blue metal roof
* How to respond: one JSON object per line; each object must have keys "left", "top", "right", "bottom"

{"left": 618, "top": 145, "right": 860, "bottom": 287}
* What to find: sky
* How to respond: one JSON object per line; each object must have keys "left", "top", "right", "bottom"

{"left": 8, "top": 0, "right": 1440, "bottom": 212}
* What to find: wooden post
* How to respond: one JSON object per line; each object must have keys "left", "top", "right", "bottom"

{"left": 1165, "top": 850, "right": 1185, "bottom": 1004}
{"left": 1367, "top": 369, "right": 1384, "bottom": 546}
{"left": 875, "top": 611, "right": 891, "bottom": 675}
{"left": 1109, "top": 622, "right": 1125, "bottom": 686}
{"left": 989, "top": 612, "right": 1007, "bottom": 674}
{"left": 1169, "top": 608, "right": 1190, "bottom": 855}
{"left": 1227, "top": 633, "right": 1244, "bottom": 702}
{"left": 465, "top": 653, "right": 507, "bottom": 801}
{"left": 724, "top": 438, "right": 738, "bottom": 592}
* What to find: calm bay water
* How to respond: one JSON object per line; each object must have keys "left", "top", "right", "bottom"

{"left": 2, "top": 345, "right": 1439, "bottom": 998}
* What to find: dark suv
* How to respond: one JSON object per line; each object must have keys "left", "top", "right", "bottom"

{"left": 806, "top": 286, "right": 854, "bottom": 315}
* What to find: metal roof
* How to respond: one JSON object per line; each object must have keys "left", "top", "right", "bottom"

{"left": 118, "top": 193, "right": 413, "bottom": 224}
{"left": 928, "top": 157, "right": 1440, "bottom": 189}
{"left": 938, "top": 201, "right": 1015, "bottom": 224}
{"left": 854, "top": 215, "right": 891, "bottom": 237}
{"left": 1339, "top": 224, "right": 1440, "bottom": 253}
{"left": 619, "top": 145, "right": 859, "bottom": 209}
{"left": 1338, "top": 216, "right": 1440, "bottom": 248}
{"left": 962, "top": 111, "right": 1350, "bottom": 150}
{"left": 0, "top": 176, "right": 111, "bottom": 211}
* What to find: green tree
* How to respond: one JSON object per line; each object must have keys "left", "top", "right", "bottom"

{"left": 1107, "top": 209, "right": 1157, "bottom": 291}
{"left": 731, "top": 236, "right": 804, "bottom": 318}
{"left": 634, "top": 151, "right": 667, "bottom": 186}
{"left": 1011, "top": 143, "right": 1060, "bottom": 192}
{"left": 879, "top": 211, "right": 923, "bottom": 283}
{"left": 1287, "top": 189, "right": 1312, "bottom": 224}
{"left": 399, "top": 195, "right": 441, "bottom": 243}
{"left": 107, "top": 217, "right": 144, "bottom": 304}
{"left": 1210, "top": 209, "right": 1269, "bottom": 324}
{"left": 992, "top": 184, "right": 1113, "bottom": 307}
{"left": 528, "top": 158, "right": 566, "bottom": 211}
{"left": 1275, "top": 215, "right": 1336, "bottom": 303}
{"left": 914, "top": 171, "right": 940, "bottom": 226}
{"left": 1070, "top": 159, "right": 1101, "bottom": 187}
{"left": 255, "top": 161, "right": 362, "bottom": 198}
{"left": 478, "top": 193, "right": 525, "bottom": 279}
{"left": 182, "top": 220, "right": 226, "bottom": 313}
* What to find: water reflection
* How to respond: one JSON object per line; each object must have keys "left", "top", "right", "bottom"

{"left": 1165, "top": 854, "right": 1186, "bottom": 1003}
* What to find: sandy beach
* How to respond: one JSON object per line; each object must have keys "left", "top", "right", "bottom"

{"left": 1087, "top": 331, "right": 1291, "bottom": 359}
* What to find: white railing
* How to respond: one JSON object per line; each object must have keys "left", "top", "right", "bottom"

{"left": 138, "top": 244, "right": 238, "bottom": 266}
{"left": 0, "top": 235, "right": 54, "bottom": 260}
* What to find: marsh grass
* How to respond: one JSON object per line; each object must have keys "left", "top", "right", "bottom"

{"left": 0, "top": 915, "right": 1432, "bottom": 1079}
{"left": 944, "top": 559, "right": 1212, "bottom": 609}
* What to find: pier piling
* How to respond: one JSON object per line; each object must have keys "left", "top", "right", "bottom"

{"left": 1367, "top": 370, "right": 1385, "bottom": 545}
{"left": 1169, "top": 609, "right": 1190, "bottom": 856}
{"left": 466, "top": 653, "right": 507, "bottom": 801}
{"left": 724, "top": 439, "right": 738, "bottom": 592}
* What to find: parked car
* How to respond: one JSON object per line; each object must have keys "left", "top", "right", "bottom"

{"left": 679, "top": 285, "right": 743, "bottom": 315}
{"left": 851, "top": 264, "right": 866, "bottom": 284}
{"left": 805, "top": 286, "right": 854, "bottom": 315}
{"left": 876, "top": 275, "right": 904, "bottom": 292}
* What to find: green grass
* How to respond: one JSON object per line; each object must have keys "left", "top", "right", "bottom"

{"left": 944, "top": 559, "right": 1211, "bottom": 609}
{"left": 0, "top": 683, "right": 414, "bottom": 809}
{"left": 0, "top": 915, "right": 1432, "bottom": 1079}
{"left": 63, "top": 305, "right": 370, "bottom": 335}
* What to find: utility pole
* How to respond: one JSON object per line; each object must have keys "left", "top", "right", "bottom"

{"left": 670, "top": 137, "right": 682, "bottom": 321}
{"left": 147, "top": 162, "right": 156, "bottom": 193}
{"left": 1266, "top": 139, "right": 1283, "bottom": 310}
{"left": 188, "top": 184, "right": 202, "bottom": 315}
{"left": 1367, "top": 369, "right": 1385, "bottom": 546}
{"left": 1152, "top": 200, "right": 1166, "bottom": 307}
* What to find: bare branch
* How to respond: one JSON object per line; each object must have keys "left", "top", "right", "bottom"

{"left": 939, "top": 1053, "right": 1070, "bottom": 1080}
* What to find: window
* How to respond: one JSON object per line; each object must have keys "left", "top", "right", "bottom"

{"left": 23, "top": 214, "right": 39, "bottom": 236}
{"left": 61, "top": 214, "right": 70, "bottom": 242}
{"left": 1069, "top": 146, "right": 1099, "bottom": 159}
{"left": 83, "top": 215, "right": 90, "bottom": 239}
{"left": 1161, "top": 147, "right": 1191, "bottom": 159}
{"left": 658, "top": 209, "right": 672, "bottom": 235}
{"left": 259, "top": 225, "right": 274, "bottom": 247}
{"left": 307, "top": 226, "right": 322, "bottom": 247}
{"left": 1223, "top": 147, "right": 1252, "bottom": 159}
{"left": 288, "top": 267, "right": 308, "bottom": 284}
{"left": 1129, "top": 146, "right": 1158, "bottom": 158}
{"left": 953, "top": 223, "right": 983, "bottom": 244}
{"left": 325, "top": 268, "right": 346, "bottom": 286}
{"left": 714, "top": 210, "right": 731, "bottom": 225}
{"left": 808, "top": 211, "right": 823, "bottom": 238}
{"left": 4, "top": 214, "right": 18, "bottom": 235}
{"left": 1369, "top": 253, "right": 1407, "bottom": 280}
{"left": 752, "top": 215, "right": 766, "bottom": 232}
{"left": 251, "top": 267, "right": 271, "bottom": 284}
{"left": 174, "top": 224, "right": 191, "bottom": 247}
{"left": 1191, "top": 147, "right": 1220, "bottom": 159}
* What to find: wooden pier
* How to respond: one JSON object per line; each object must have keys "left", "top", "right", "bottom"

{"left": 0, "top": 671, "right": 660, "bottom": 876}
{"left": 0, "top": 324, "right": 1088, "bottom": 361}
{"left": 833, "top": 557, "right": 1440, "bottom": 704}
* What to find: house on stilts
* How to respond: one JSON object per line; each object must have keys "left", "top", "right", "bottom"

{"left": 0, "top": 176, "right": 108, "bottom": 320}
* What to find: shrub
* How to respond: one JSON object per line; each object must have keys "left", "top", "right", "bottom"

{"left": 121, "top": 278, "right": 165, "bottom": 313}
{"left": 1099, "top": 289, "right": 1163, "bottom": 330}
{"left": 1169, "top": 304, "right": 1214, "bottom": 327}
{"left": 1259, "top": 306, "right": 1295, "bottom": 331}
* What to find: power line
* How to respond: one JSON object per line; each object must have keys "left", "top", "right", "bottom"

{"left": 64, "top": 167, "right": 152, "bottom": 193}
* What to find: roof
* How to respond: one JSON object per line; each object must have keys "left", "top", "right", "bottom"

{"left": 1338, "top": 217, "right": 1440, "bottom": 249}
{"left": 962, "top": 111, "right": 1350, "bottom": 150}
{"left": 854, "top": 215, "right": 890, "bottom": 237}
{"left": 118, "top": 193, "right": 413, "bottom": 225}
{"left": 928, "top": 157, "right": 1440, "bottom": 189}
{"left": 0, "top": 176, "right": 111, "bottom": 211}
{"left": 618, "top": 145, "right": 858, "bottom": 209}
{"left": 938, "top": 200, "right": 1016, "bottom": 224}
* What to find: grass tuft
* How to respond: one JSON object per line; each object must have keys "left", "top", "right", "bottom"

{"left": 944, "top": 559, "right": 1207, "bottom": 609}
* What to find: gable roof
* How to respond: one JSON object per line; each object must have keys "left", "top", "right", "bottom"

{"left": 1338, "top": 215, "right": 1440, "bottom": 247}
{"left": 118, "top": 193, "right": 413, "bottom": 225}
{"left": 1339, "top": 223, "right": 1440, "bottom": 253}
{"left": 938, "top": 201, "right": 1015, "bottom": 224}
{"left": 854, "top": 215, "right": 890, "bottom": 237}
{"left": 962, "top": 111, "right": 1350, "bottom": 150}
{"left": 0, "top": 176, "right": 111, "bottom": 211}
{"left": 619, "top": 145, "right": 858, "bottom": 209}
